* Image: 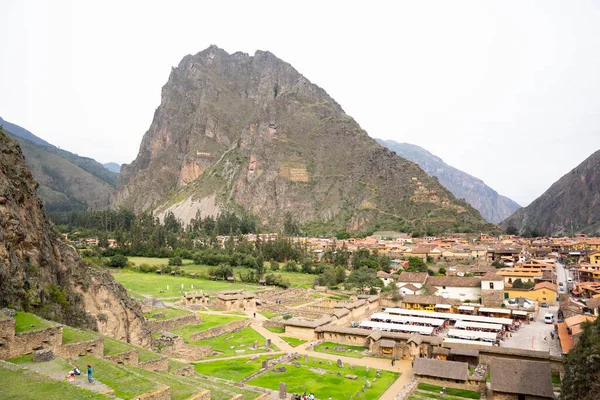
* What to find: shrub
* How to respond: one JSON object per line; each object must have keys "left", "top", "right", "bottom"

{"left": 168, "top": 256, "right": 183, "bottom": 266}
{"left": 107, "top": 254, "right": 128, "bottom": 268}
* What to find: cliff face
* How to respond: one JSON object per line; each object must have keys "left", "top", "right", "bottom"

{"left": 115, "top": 45, "right": 492, "bottom": 234}
{"left": 377, "top": 140, "right": 521, "bottom": 223}
{"left": 502, "top": 149, "right": 600, "bottom": 236}
{"left": 0, "top": 129, "right": 149, "bottom": 345}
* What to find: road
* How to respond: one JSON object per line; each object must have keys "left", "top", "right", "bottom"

{"left": 555, "top": 260, "right": 568, "bottom": 294}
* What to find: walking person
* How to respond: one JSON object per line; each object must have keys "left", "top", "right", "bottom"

{"left": 87, "top": 364, "right": 94, "bottom": 384}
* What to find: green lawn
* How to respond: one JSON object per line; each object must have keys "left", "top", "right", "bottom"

{"left": 313, "top": 341, "right": 366, "bottom": 358}
{"left": 248, "top": 357, "right": 399, "bottom": 399}
{"left": 14, "top": 312, "right": 54, "bottom": 332}
{"left": 0, "top": 364, "right": 107, "bottom": 400}
{"left": 78, "top": 355, "right": 160, "bottom": 398}
{"left": 144, "top": 307, "right": 191, "bottom": 320}
{"left": 171, "top": 313, "right": 246, "bottom": 341}
{"left": 259, "top": 311, "right": 279, "bottom": 319}
{"left": 103, "top": 337, "right": 132, "bottom": 355}
{"left": 7, "top": 354, "right": 33, "bottom": 364}
{"left": 111, "top": 269, "right": 260, "bottom": 300}
{"left": 417, "top": 383, "right": 481, "bottom": 399}
{"left": 265, "top": 326, "right": 285, "bottom": 333}
{"left": 128, "top": 256, "right": 193, "bottom": 266}
{"left": 194, "top": 355, "right": 271, "bottom": 381}
{"left": 190, "top": 326, "right": 278, "bottom": 358}
{"left": 181, "top": 263, "right": 316, "bottom": 288}
{"left": 552, "top": 374, "right": 561, "bottom": 385}
{"left": 168, "top": 359, "right": 191, "bottom": 373}
{"left": 281, "top": 336, "right": 306, "bottom": 347}
{"left": 62, "top": 326, "right": 98, "bottom": 344}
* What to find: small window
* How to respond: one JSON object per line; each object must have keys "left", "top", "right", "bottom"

{"left": 443, "top": 286, "right": 446, "bottom": 289}
{"left": 490, "top": 282, "right": 494, "bottom": 289}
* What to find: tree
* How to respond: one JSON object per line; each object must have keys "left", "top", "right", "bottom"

{"left": 283, "top": 212, "right": 299, "bottom": 236}
{"left": 335, "top": 229, "right": 351, "bottom": 240}
{"left": 107, "top": 254, "right": 128, "bottom": 268}
{"left": 505, "top": 225, "right": 518, "bottom": 235}
{"left": 346, "top": 267, "right": 382, "bottom": 294}
{"left": 438, "top": 267, "right": 447, "bottom": 276}
{"left": 561, "top": 317, "right": 600, "bottom": 400}
{"left": 168, "top": 256, "right": 183, "bottom": 266}
{"left": 512, "top": 278, "right": 525, "bottom": 289}
{"left": 270, "top": 259, "right": 279, "bottom": 271}
{"left": 407, "top": 257, "right": 427, "bottom": 272}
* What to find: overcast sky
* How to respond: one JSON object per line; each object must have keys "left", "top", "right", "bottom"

{"left": 1, "top": 1, "right": 600, "bottom": 206}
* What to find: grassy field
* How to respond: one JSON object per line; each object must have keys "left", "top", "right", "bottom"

{"left": 181, "top": 264, "right": 316, "bottom": 288}
{"left": 190, "top": 326, "right": 278, "bottom": 358}
{"left": 313, "top": 342, "right": 367, "bottom": 358}
{"left": 103, "top": 337, "right": 162, "bottom": 362}
{"left": 281, "top": 336, "right": 307, "bottom": 347}
{"left": 417, "top": 383, "right": 480, "bottom": 399}
{"left": 171, "top": 313, "right": 246, "bottom": 342}
{"left": 194, "top": 355, "right": 271, "bottom": 381}
{"left": 248, "top": 357, "right": 399, "bottom": 399}
{"left": 62, "top": 326, "right": 97, "bottom": 344}
{"left": 0, "top": 364, "right": 107, "bottom": 400}
{"left": 144, "top": 307, "right": 191, "bottom": 320}
{"left": 14, "top": 312, "right": 54, "bottom": 332}
{"left": 128, "top": 256, "right": 193, "bottom": 266}
{"left": 111, "top": 269, "right": 261, "bottom": 300}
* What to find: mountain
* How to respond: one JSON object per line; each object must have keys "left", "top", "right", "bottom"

{"left": 103, "top": 162, "right": 121, "bottom": 173}
{"left": 1, "top": 120, "right": 117, "bottom": 212}
{"left": 376, "top": 140, "right": 521, "bottom": 223}
{"left": 502, "top": 149, "right": 600, "bottom": 236}
{"left": 115, "top": 45, "right": 493, "bottom": 235}
{"left": 0, "top": 116, "right": 55, "bottom": 148}
{"left": 0, "top": 127, "right": 149, "bottom": 345}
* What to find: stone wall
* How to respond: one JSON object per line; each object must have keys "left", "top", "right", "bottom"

{"left": 104, "top": 349, "right": 139, "bottom": 366}
{"left": 139, "top": 356, "right": 169, "bottom": 372}
{"left": 146, "top": 314, "right": 199, "bottom": 333}
{"left": 189, "top": 320, "right": 251, "bottom": 341}
{"left": 160, "top": 337, "right": 213, "bottom": 362}
{"left": 262, "top": 320, "right": 284, "bottom": 330}
{"left": 172, "top": 364, "right": 195, "bottom": 376}
{"left": 254, "top": 394, "right": 270, "bottom": 400}
{"left": 137, "top": 386, "right": 171, "bottom": 400}
{"left": 0, "top": 318, "right": 16, "bottom": 359}
{"left": 284, "top": 325, "right": 316, "bottom": 340}
{"left": 57, "top": 337, "right": 104, "bottom": 358}
{"left": 481, "top": 289, "right": 505, "bottom": 307}
{"left": 416, "top": 376, "right": 484, "bottom": 392}
{"left": 4, "top": 326, "right": 63, "bottom": 359}
{"left": 186, "top": 390, "right": 211, "bottom": 400}
{"left": 320, "top": 330, "right": 370, "bottom": 346}
{"left": 228, "top": 395, "right": 243, "bottom": 400}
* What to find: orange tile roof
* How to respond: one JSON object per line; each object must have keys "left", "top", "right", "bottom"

{"left": 557, "top": 322, "right": 574, "bottom": 354}
{"left": 534, "top": 282, "right": 558, "bottom": 292}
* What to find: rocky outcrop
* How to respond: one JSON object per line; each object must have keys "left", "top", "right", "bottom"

{"left": 114, "top": 45, "right": 492, "bottom": 234}
{"left": 377, "top": 140, "right": 521, "bottom": 223}
{"left": 0, "top": 129, "right": 150, "bottom": 346}
{"left": 502, "top": 149, "right": 600, "bottom": 236}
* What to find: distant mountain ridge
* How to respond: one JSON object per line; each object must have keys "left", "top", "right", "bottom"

{"left": 376, "top": 139, "right": 520, "bottom": 223}
{"left": 502, "top": 149, "right": 600, "bottom": 236}
{"left": 1, "top": 118, "right": 117, "bottom": 212}
{"left": 114, "top": 45, "right": 494, "bottom": 235}
{"left": 103, "top": 162, "right": 121, "bottom": 173}
{"left": 0, "top": 116, "right": 55, "bottom": 148}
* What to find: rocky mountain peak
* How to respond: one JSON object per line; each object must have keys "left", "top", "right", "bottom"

{"left": 115, "top": 46, "right": 492, "bottom": 234}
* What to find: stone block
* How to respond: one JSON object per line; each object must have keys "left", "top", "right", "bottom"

{"left": 33, "top": 349, "right": 54, "bottom": 362}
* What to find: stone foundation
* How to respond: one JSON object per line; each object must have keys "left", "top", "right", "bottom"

{"left": 57, "top": 337, "right": 104, "bottom": 358}
{"left": 160, "top": 337, "right": 213, "bottom": 362}
{"left": 147, "top": 314, "right": 199, "bottom": 333}
{"left": 139, "top": 356, "right": 169, "bottom": 372}
{"left": 2, "top": 326, "right": 63, "bottom": 359}
{"left": 137, "top": 386, "right": 171, "bottom": 400}
{"left": 172, "top": 365, "right": 195, "bottom": 376}
{"left": 104, "top": 349, "right": 139, "bottom": 366}
{"left": 186, "top": 390, "right": 211, "bottom": 400}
